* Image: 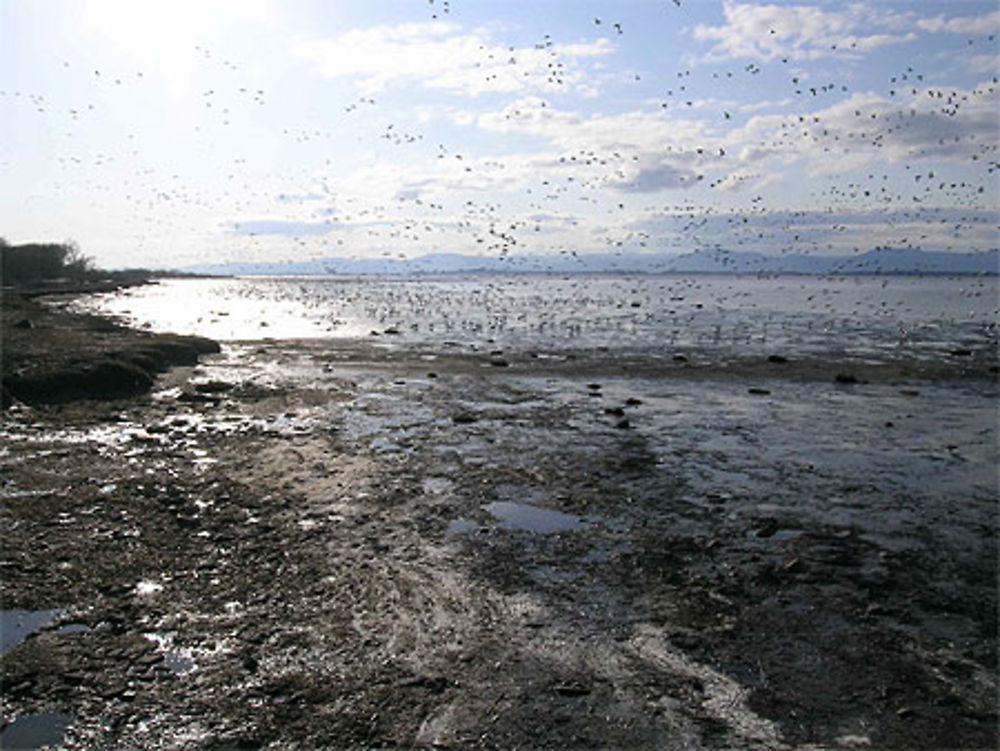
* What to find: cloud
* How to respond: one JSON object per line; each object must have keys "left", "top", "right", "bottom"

{"left": 964, "top": 53, "right": 1000, "bottom": 74}
{"left": 231, "top": 219, "right": 337, "bottom": 236}
{"left": 294, "top": 22, "right": 612, "bottom": 96}
{"left": 692, "top": 1, "right": 916, "bottom": 63}
{"left": 917, "top": 10, "right": 1000, "bottom": 35}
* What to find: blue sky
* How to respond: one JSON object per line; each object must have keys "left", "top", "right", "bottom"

{"left": 1, "top": 0, "right": 997, "bottom": 268}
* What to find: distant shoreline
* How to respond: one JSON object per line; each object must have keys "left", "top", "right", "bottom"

{"left": 181, "top": 247, "right": 999, "bottom": 278}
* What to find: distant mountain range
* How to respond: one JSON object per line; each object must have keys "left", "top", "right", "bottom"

{"left": 185, "top": 247, "right": 998, "bottom": 277}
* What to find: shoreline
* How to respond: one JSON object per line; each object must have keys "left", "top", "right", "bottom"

{"left": 2, "top": 285, "right": 220, "bottom": 408}
{"left": 1, "top": 288, "right": 996, "bottom": 749}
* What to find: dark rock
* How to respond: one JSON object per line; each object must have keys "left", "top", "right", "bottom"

{"left": 624, "top": 398, "right": 643, "bottom": 407}
{"left": 452, "top": 412, "right": 478, "bottom": 424}
{"left": 615, "top": 419, "right": 631, "bottom": 430}
{"left": 748, "top": 387, "right": 771, "bottom": 395}
{"left": 552, "top": 681, "right": 591, "bottom": 697}
{"left": 489, "top": 358, "right": 510, "bottom": 368}
{"left": 950, "top": 348, "right": 972, "bottom": 357}
{"left": 13, "top": 318, "right": 33, "bottom": 329}
{"left": 194, "top": 380, "right": 234, "bottom": 394}
{"left": 383, "top": 327, "right": 401, "bottom": 335}
{"left": 604, "top": 407, "right": 625, "bottom": 417}
{"left": 834, "top": 373, "right": 858, "bottom": 384}
{"left": 398, "top": 675, "right": 450, "bottom": 693}
{"left": 672, "top": 354, "right": 688, "bottom": 363}
{"left": 767, "top": 354, "right": 788, "bottom": 363}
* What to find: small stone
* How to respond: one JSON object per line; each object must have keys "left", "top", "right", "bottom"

{"left": 834, "top": 373, "right": 858, "bottom": 384}
{"left": 553, "top": 682, "right": 591, "bottom": 697}
{"left": 767, "top": 354, "right": 788, "bottom": 363}
{"left": 748, "top": 387, "right": 771, "bottom": 395}
{"left": 672, "top": 354, "right": 688, "bottom": 363}
{"left": 604, "top": 407, "right": 625, "bottom": 417}
{"left": 452, "top": 413, "right": 478, "bottom": 425}
{"left": 950, "top": 348, "right": 972, "bottom": 357}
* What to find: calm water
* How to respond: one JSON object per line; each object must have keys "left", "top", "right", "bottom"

{"left": 77, "top": 274, "right": 997, "bottom": 361}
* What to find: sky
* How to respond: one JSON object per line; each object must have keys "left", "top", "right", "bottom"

{"left": 1, "top": 0, "right": 998, "bottom": 269}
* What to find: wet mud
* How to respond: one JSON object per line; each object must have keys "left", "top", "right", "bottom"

{"left": 1, "top": 309, "right": 997, "bottom": 749}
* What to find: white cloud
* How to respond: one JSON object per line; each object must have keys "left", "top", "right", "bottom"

{"left": 692, "top": 1, "right": 915, "bottom": 62}
{"left": 294, "top": 22, "right": 612, "bottom": 96}
{"left": 917, "top": 10, "right": 1000, "bottom": 35}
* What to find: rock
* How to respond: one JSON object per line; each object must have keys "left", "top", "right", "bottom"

{"left": 748, "top": 387, "right": 771, "bottom": 395}
{"left": 615, "top": 419, "right": 631, "bottom": 430}
{"left": 604, "top": 407, "right": 625, "bottom": 417}
{"left": 489, "top": 358, "right": 510, "bottom": 368}
{"left": 672, "top": 354, "right": 688, "bottom": 363}
{"left": 950, "top": 348, "right": 972, "bottom": 357}
{"left": 587, "top": 383, "right": 602, "bottom": 391}
{"left": 398, "top": 675, "right": 450, "bottom": 693}
{"left": 13, "top": 318, "right": 33, "bottom": 329}
{"left": 452, "top": 412, "right": 478, "bottom": 424}
{"left": 552, "top": 681, "right": 591, "bottom": 697}
{"left": 194, "top": 380, "right": 234, "bottom": 394}
{"left": 767, "top": 354, "right": 789, "bottom": 363}
{"left": 624, "top": 397, "right": 643, "bottom": 407}
{"left": 834, "top": 373, "right": 858, "bottom": 384}
{"left": 383, "top": 327, "right": 401, "bottom": 335}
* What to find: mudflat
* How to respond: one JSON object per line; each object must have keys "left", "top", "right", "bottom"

{"left": 1, "top": 291, "right": 996, "bottom": 749}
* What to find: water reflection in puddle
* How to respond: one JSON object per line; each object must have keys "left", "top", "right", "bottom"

{"left": 0, "top": 610, "right": 61, "bottom": 655}
{"left": 484, "top": 501, "right": 593, "bottom": 534}
{"left": 0, "top": 712, "right": 73, "bottom": 750}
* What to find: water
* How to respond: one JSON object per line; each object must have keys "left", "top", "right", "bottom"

{"left": 484, "top": 501, "right": 594, "bottom": 533}
{"left": 0, "top": 713, "right": 73, "bottom": 750}
{"left": 74, "top": 274, "right": 998, "bottom": 361}
{"left": 0, "top": 610, "right": 61, "bottom": 656}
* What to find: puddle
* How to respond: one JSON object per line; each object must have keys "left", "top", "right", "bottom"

{"left": 161, "top": 652, "right": 196, "bottom": 675}
{"left": 1, "top": 610, "right": 61, "bottom": 656}
{"left": 484, "top": 501, "right": 593, "bottom": 534}
{"left": 0, "top": 712, "right": 73, "bottom": 750}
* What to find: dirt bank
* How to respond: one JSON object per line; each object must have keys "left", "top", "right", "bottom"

{"left": 2, "top": 289, "right": 219, "bottom": 407}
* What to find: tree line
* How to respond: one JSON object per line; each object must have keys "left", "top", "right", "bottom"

{"left": 0, "top": 238, "right": 96, "bottom": 285}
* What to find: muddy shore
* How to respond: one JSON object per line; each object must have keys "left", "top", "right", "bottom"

{"left": 1, "top": 289, "right": 997, "bottom": 749}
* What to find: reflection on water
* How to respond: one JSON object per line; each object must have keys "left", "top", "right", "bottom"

{"left": 74, "top": 275, "right": 997, "bottom": 361}
{"left": 0, "top": 712, "right": 73, "bottom": 750}
{"left": 485, "top": 501, "right": 593, "bottom": 533}
{"left": 0, "top": 609, "right": 61, "bottom": 656}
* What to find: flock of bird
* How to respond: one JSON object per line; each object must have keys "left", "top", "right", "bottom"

{"left": 1, "top": 0, "right": 997, "bottom": 271}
